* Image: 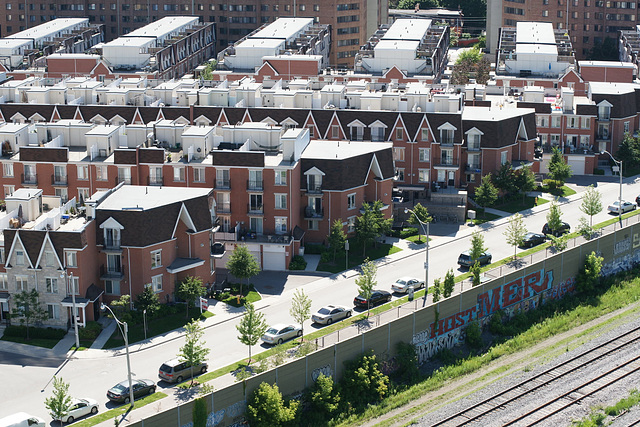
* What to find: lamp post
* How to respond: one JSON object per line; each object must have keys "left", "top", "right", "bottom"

{"left": 601, "top": 150, "right": 623, "bottom": 223}
{"left": 61, "top": 270, "right": 79, "bottom": 349}
{"left": 405, "top": 208, "right": 430, "bottom": 304}
{"left": 345, "top": 240, "right": 349, "bottom": 272}
{"left": 143, "top": 309, "right": 147, "bottom": 340}
{"left": 101, "top": 303, "right": 135, "bottom": 406}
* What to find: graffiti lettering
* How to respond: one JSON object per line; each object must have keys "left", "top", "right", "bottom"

{"left": 477, "top": 269, "right": 553, "bottom": 317}
{"left": 601, "top": 249, "right": 640, "bottom": 276}
{"left": 633, "top": 233, "right": 640, "bottom": 249}
{"left": 226, "top": 400, "right": 246, "bottom": 418}
{"left": 311, "top": 365, "right": 333, "bottom": 382}
{"left": 614, "top": 237, "right": 631, "bottom": 255}
{"left": 414, "top": 329, "right": 462, "bottom": 363}
{"left": 209, "top": 409, "right": 225, "bottom": 426}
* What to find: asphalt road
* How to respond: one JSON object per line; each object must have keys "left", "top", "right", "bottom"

{"left": 1, "top": 177, "right": 638, "bottom": 423}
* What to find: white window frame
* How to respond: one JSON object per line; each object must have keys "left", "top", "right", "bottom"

{"left": 16, "top": 275, "right": 28, "bottom": 291}
{"left": 151, "top": 274, "right": 163, "bottom": 292}
{"left": 193, "top": 167, "right": 205, "bottom": 183}
{"left": 105, "top": 280, "right": 120, "bottom": 295}
{"left": 45, "top": 277, "right": 58, "bottom": 293}
{"left": 274, "top": 194, "right": 287, "bottom": 210}
{"left": 551, "top": 116, "right": 561, "bottom": 128}
{"left": 16, "top": 250, "right": 24, "bottom": 266}
{"left": 274, "top": 170, "right": 287, "bottom": 186}
{"left": 418, "top": 169, "right": 429, "bottom": 183}
{"left": 96, "top": 165, "right": 108, "bottom": 181}
{"left": 275, "top": 217, "right": 287, "bottom": 234}
{"left": 0, "top": 274, "right": 7, "bottom": 290}
{"left": 500, "top": 151, "right": 508, "bottom": 165}
{"left": 151, "top": 250, "right": 162, "bottom": 269}
{"left": 173, "top": 166, "right": 185, "bottom": 182}
{"left": 55, "top": 187, "right": 68, "bottom": 203}
{"left": 393, "top": 147, "right": 405, "bottom": 162}
{"left": 3, "top": 163, "right": 13, "bottom": 178}
{"left": 395, "top": 128, "right": 404, "bottom": 140}
{"left": 395, "top": 168, "right": 405, "bottom": 181}
{"left": 77, "top": 164, "right": 89, "bottom": 180}
{"left": 4, "top": 185, "right": 14, "bottom": 199}
{"left": 421, "top": 128, "right": 429, "bottom": 141}
{"left": 418, "top": 148, "right": 430, "bottom": 162}
{"left": 347, "top": 193, "right": 356, "bottom": 210}
{"left": 624, "top": 121, "right": 630, "bottom": 133}
{"left": 47, "top": 303, "right": 60, "bottom": 320}
{"left": 69, "top": 276, "right": 79, "bottom": 295}
{"left": 347, "top": 216, "right": 356, "bottom": 233}
{"left": 308, "top": 220, "right": 319, "bottom": 231}
{"left": 44, "top": 250, "right": 55, "bottom": 267}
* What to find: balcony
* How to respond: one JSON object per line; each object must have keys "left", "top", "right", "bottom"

{"left": 215, "top": 179, "right": 231, "bottom": 190}
{"left": 21, "top": 173, "right": 37, "bottom": 185}
{"left": 117, "top": 176, "right": 131, "bottom": 185}
{"left": 306, "top": 184, "right": 323, "bottom": 195}
{"left": 440, "top": 137, "right": 455, "bottom": 146}
{"left": 52, "top": 175, "right": 67, "bottom": 186}
{"left": 434, "top": 158, "right": 460, "bottom": 169}
{"left": 248, "top": 204, "right": 264, "bottom": 215}
{"left": 465, "top": 163, "right": 481, "bottom": 173}
{"left": 216, "top": 202, "right": 231, "bottom": 214}
{"left": 596, "top": 131, "right": 610, "bottom": 141}
{"left": 597, "top": 114, "right": 610, "bottom": 122}
{"left": 467, "top": 144, "right": 481, "bottom": 152}
{"left": 303, "top": 206, "right": 324, "bottom": 219}
{"left": 148, "top": 175, "right": 164, "bottom": 186}
{"left": 103, "top": 238, "right": 121, "bottom": 251}
{"left": 100, "top": 265, "right": 124, "bottom": 280}
{"left": 247, "top": 180, "right": 264, "bottom": 191}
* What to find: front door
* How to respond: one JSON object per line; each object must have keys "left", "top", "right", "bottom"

{"left": 0, "top": 301, "right": 8, "bottom": 325}
{"left": 448, "top": 171, "right": 455, "bottom": 187}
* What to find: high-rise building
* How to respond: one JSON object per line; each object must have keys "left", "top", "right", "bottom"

{"left": 0, "top": 0, "right": 387, "bottom": 68}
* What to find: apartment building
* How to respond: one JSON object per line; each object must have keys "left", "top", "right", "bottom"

{"left": 487, "top": 0, "right": 637, "bottom": 59}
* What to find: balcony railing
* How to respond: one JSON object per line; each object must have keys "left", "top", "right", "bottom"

{"left": 306, "top": 184, "right": 323, "bottom": 194}
{"left": 440, "top": 137, "right": 455, "bottom": 146}
{"left": 465, "top": 163, "right": 481, "bottom": 172}
{"left": 434, "top": 157, "right": 459, "bottom": 168}
{"left": 598, "top": 114, "right": 610, "bottom": 121}
{"left": 216, "top": 203, "right": 231, "bottom": 214}
{"left": 215, "top": 179, "right": 231, "bottom": 190}
{"left": 103, "top": 238, "right": 121, "bottom": 250}
{"left": 21, "top": 173, "right": 37, "bottom": 185}
{"left": 100, "top": 265, "right": 124, "bottom": 279}
{"left": 247, "top": 180, "right": 264, "bottom": 191}
{"left": 303, "top": 206, "right": 324, "bottom": 219}
{"left": 597, "top": 132, "right": 610, "bottom": 140}
{"left": 117, "top": 176, "right": 131, "bottom": 185}
{"left": 467, "top": 144, "right": 481, "bottom": 152}
{"left": 248, "top": 204, "right": 264, "bottom": 214}
{"left": 148, "top": 175, "right": 164, "bottom": 186}
{"left": 52, "top": 175, "right": 67, "bottom": 185}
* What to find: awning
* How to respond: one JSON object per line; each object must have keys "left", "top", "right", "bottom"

{"left": 166, "top": 257, "right": 205, "bottom": 274}
{"left": 61, "top": 297, "right": 90, "bottom": 308}
{"left": 292, "top": 225, "right": 305, "bottom": 241}
{"left": 396, "top": 184, "right": 426, "bottom": 191}
{"left": 0, "top": 292, "right": 9, "bottom": 303}
{"left": 85, "top": 284, "right": 104, "bottom": 303}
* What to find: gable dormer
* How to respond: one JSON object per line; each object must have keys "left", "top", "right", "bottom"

{"left": 368, "top": 120, "right": 388, "bottom": 142}
{"left": 304, "top": 166, "right": 325, "bottom": 193}
{"left": 99, "top": 217, "right": 124, "bottom": 249}
{"left": 437, "top": 122, "right": 457, "bottom": 145}
{"left": 347, "top": 119, "right": 366, "bottom": 141}
{"left": 597, "top": 100, "right": 612, "bottom": 121}
{"left": 465, "top": 127, "right": 483, "bottom": 151}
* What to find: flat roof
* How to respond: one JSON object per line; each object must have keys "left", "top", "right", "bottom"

{"left": 0, "top": 39, "right": 32, "bottom": 49}
{"left": 97, "top": 185, "right": 211, "bottom": 211}
{"left": 589, "top": 81, "right": 640, "bottom": 94}
{"left": 250, "top": 17, "right": 313, "bottom": 40}
{"left": 85, "top": 125, "right": 121, "bottom": 135}
{"left": 182, "top": 125, "right": 214, "bottom": 136}
{"left": 47, "top": 53, "right": 101, "bottom": 59}
{"left": 579, "top": 60, "right": 636, "bottom": 68}
{"left": 124, "top": 16, "right": 198, "bottom": 38}
{"left": 6, "top": 18, "right": 88, "bottom": 41}
{"left": 7, "top": 188, "right": 42, "bottom": 200}
{"left": 103, "top": 37, "right": 155, "bottom": 48}
{"left": 237, "top": 38, "right": 284, "bottom": 49}
{"left": 516, "top": 22, "right": 556, "bottom": 45}
{"left": 301, "top": 140, "right": 392, "bottom": 160}
{"left": 516, "top": 44, "right": 557, "bottom": 55}
{"left": 375, "top": 39, "right": 420, "bottom": 52}
{"left": 0, "top": 123, "right": 30, "bottom": 132}
{"left": 382, "top": 18, "right": 431, "bottom": 41}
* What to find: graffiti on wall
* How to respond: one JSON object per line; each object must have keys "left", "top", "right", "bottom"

{"left": 477, "top": 269, "right": 553, "bottom": 318}
{"left": 311, "top": 364, "right": 333, "bottom": 382}
{"left": 198, "top": 400, "right": 246, "bottom": 427}
{"left": 601, "top": 248, "right": 640, "bottom": 276}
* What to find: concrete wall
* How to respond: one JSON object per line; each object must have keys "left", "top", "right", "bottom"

{"left": 130, "top": 219, "right": 640, "bottom": 427}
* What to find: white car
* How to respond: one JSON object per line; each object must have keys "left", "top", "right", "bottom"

{"left": 608, "top": 200, "right": 636, "bottom": 214}
{"left": 311, "top": 305, "right": 352, "bottom": 325}
{"left": 54, "top": 398, "right": 99, "bottom": 423}
{"left": 261, "top": 323, "right": 302, "bottom": 345}
{"left": 391, "top": 277, "right": 425, "bottom": 293}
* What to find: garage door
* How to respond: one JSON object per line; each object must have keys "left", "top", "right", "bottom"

{"left": 262, "top": 251, "right": 286, "bottom": 271}
{"left": 567, "top": 157, "right": 585, "bottom": 175}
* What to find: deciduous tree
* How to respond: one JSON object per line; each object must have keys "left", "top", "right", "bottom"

{"left": 227, "top": 244, "right": 260, "bottom": 297}
{"left": 406, "top": 203, "right": 432, "bottom": 243}
{"left": 545, "top": 200, "right": 564, "bottom": 236}
{"left": 580, "top": 185, "right": 603, "bottom": 227}
{"left": 176, "top": 276, "right": 206, "bottom": 319}
{"left": 355, "top": 200, "right": 392, "bottom": 257}
{"left": 474, "top": 174, "right": 498, "bottom": 211}
{"left": 470, "top": 230, "right": 487, "bottom": 261}
{"left": 236, "top": 302, "right": 268, "bottom": 364}
{"left": 44, "top": 376, "right": 72, "bottom": 425}
{"left": 289, "top": 288, "right": 312, "bottom": 339}
{"left": 327, "top": 219, "right": 346, "bottom": 262}
{"left": 12, "top": 289, "right": 47, "bottom": 340}
{"left": 493, "top": 161, "right": 516, "bottom": 200}
{"left": 432, "top": 278, "right": 442, "bottom": 303}
{"left": 515, "top": 165, "right": 537, "bottom": 203}
{"left": 504, "top": 213, "right": 527, "bottom": 260}
{"left": 577, "top": 251, "right": 604, "bottom": 293}
{"left": 443, "top": 269, "right": 455, "bottom": 298}
{"left": 177, "top": 319, "right": 210, "bottom": 386}
{"left": 246, "top": 382, "right": 299, "bottom": 427}
{"left": 355, "top": 259, "right": 378, "bottom": 317}
{"left": 548, "top": 147, "right": 572, "bottom": 185}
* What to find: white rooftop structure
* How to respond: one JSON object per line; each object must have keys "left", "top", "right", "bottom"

{"left": 515, "top": 22, "right": 557, "bottom": 45}
{"left": 300, "top": 140, "right": 392, "bottom": 160}
{"left": 250, "top": 18, "right": 314, "bottom": 40}
{"left": 382, "top": 18, "right": 431, "bottom": 41}
{"left": 96, "top": 185, "right": 211, "bottom": 211}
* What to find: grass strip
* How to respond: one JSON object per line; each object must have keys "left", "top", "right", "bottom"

{"left": 572, "top": 389, "right": 640, "bottom": 426}
{"left": 73, "top": 392, "right": 167, "bottom": 427}
{"left": 0, "top": 335, "right": 59, "bottom": 349}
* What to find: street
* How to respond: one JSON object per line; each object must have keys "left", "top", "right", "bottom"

{"left": 1, "top": 176, "right": 637, "bottom": 423}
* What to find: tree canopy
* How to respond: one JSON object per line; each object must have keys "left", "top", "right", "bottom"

{"left": 227, "top": 244, "right": 260, "bottom": 296}
{"left": 474, "top": 174, "right": 498, "bottom": 209}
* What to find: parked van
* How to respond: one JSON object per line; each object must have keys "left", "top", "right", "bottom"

{"left": 158, "top": 358, "right": 208, "bottom": 383}
{"left": 0, "top": 413, "right": 45, "bottom": 427}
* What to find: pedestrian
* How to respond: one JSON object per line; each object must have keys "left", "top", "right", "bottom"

{"left": 534, "top": 196, "right": 538, "bottom": 206}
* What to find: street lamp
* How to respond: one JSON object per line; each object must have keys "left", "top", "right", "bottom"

{"left": 143, "top": 309, "right": 147, "bottom": 340}
{"left": 601, "top": 150, "right": 623, "bottom": 223}
{"left": 60, "top": 270, "right": 79, "bottom": 349}
{"left": 405, "top": 208, "right": 430, "bottom": 305}
{"left": 344, "top": 240, "right": 349, "bottom": 272}
{"left": 101, "top": 303, "right": 135, "bottom": 406}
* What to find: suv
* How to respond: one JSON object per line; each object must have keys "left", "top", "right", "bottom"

{"left": 158, "top": 358, "right": 208, "bottom": 384}
{"left": 457, "top": 250, "right": 492, "bottom": 268}
{"left": 542, "top": 221, "right": 570, "bottom": 237}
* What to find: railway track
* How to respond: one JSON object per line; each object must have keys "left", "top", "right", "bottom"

{"left": 430, "top": 325, "right": 640, "bottom": 426}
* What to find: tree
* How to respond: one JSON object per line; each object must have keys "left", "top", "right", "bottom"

{"left": 617, "top": 132, "right": 640, "bottom": 168}
{"left": 341, "top": 352, "right": 389, "bottom": 406}
{"left": 355, "top": 200, "right": 392, "bottom": 257}
{"left": 548, "top": 147, "right": 572, "bottom": 185}
{"left": 135, "top": 286, "right": 160, "bottom": 317}
{"left": 355, "top": 259, "right": 377, "bottom": 317}
{"left": 503, "top": 213, "right": 527, "bottom": 260}
{"left": 236, "top": 302, "right": 268, "bottom": 364}
{"left": 327, "top": 219, "right": 346, "bottom": 263}
{"left": 310, "top": 374, "right": 340, "bottom": 419}
{"left": 227, "top": 244, "right": 260, "bottom": 297}
{"left": 515, "top": 165, "right": 537, "bottom": 203}
{"left": 177, "top": 319, "right": 210, "bottom": 386}
{"left": 246, "top": 382, "right": 299, "bottom": 427}
{"left": 45, "top": 376, "right": 72, "bottom": 424}
{"left": 576, "top": 251, "right": 604, "bottom": 293}
{"left": 580, "top": 185, "right": 603, "bottom": 227}
{"left": 546, "top": 200, "right": 564, "bottom": 236}
{"left": 470, "top": 261, "right": 482, "bottom": 287}
{"left": 406, "top": 203, "right": 432, "bottom": 243}
{"left": 493, "top": 161, "right": 516, "bottom": 200}
{"left": 289, "top": 288, "right": 311, "bottom": 339}
{"left": 470, "top": 230, "right": 487, "bottom": 261}
{"left": 589, "top": 36, "right": 619, "bottom": 61}
{"left": 443, "top": 269, "right": 455, "bottom": 298}
{"left": 474, "top": 174, "right": 498, "bottom": 211}
{"left": 110, "top": 294, "right": 132, "bottom": 324}
{"left": 193, "top": 397, "right": 208, "bottom": 427}
{"left": 432, "top": 278, "right": 442, "bottom": 303}
{"left": 12, "top": 289, "right": 47, "bottom": 340}
{"left": 475, "top": 57, "right": 491, "bottom": 85}
{"left": 450, "top": 57, "right": 473, "bottom": 85}
{"left": 176, "top": 276, "right": 206, "bottom": 319}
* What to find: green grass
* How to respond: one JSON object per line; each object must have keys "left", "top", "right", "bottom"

{"left": 103, "top": 312, "right": 209, "bottom": 349}
{"left": 317, "top": 241, "right": 402, "bottom": 274}
{"left": 220, "top": 291, "right": 261, "bottom": 307}
{"left": 471, "top": 212, "right": 502, "bottom": 224}
{"left": 0, "top": 335, "right": 60, "bottom": 349}
{"left": 405, "top": 235, "right": 428, "bottom": 244}
{"left": 539, "top": 184, "right": 576, "bottom": 198}
{"left": 73, "top": 392, "right": 167, "bottom": 427}
{"left": 594, "top": 208, "right": 640, "bottom": 229}
{"left": 492, "top": 196, "right": 550, "bottom": 214}
{"left": 572, "top": 389, "right": 640, "bottom": 426}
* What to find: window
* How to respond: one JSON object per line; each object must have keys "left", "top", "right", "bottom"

{"left": 249, "top": 217, "right": 263, "bottom": 234}
{"left": 44, "top": 251, "right": 55, "bottom": 267}
{"left": 393, "top": 147, "right": 405, "bottom": 162}
{"left": 396, "top": 168, "right": 405, "bottom": 181}
{"left": 551, "top": 134, "right": 561, "bottom": 145}
{"left": 104, "top": 228, "right": 120, "bottom": 249}
{"left": 46, "top": 277, "right": 58, "bottom": 293}
{"left": 331, "top": 125, "right": 340, "bottom": 138}
{"left": 543, "top": 10, "right": 549, "bottom": 15}
{"left": 107, "top": 253, "right": 121, "bottom": 273}
{"left": 16, "top": 276, "right": 27, "bottom": 291}
{"left": 568, "top": 117, "right": 578, "bottom": 128}
{"left": 582, "top": 118, "right": 591, "bottom": 129}
{"left": 551, "top": 116, "right": 561, "bottom": 128}
{"left": 193, "top": 168, "right": 205, "bottom": 183}
{"left": 371, "top": 126, "right": 385, "bottom": 142}
{"left": 275, "top": 194, "right": 287, "bottom": 209}
{"left": 16, "top": 250, "right": 24, "bottom": 266}
{"left": 418, "top": 169, "right": 429, "bottom": 183}
{"left": 53, "top": 165, "right": 67, "bottom": 183}
{"left": 151, "top": 250, "right": 162, "bottom": 268}
{"left": 4, "top": 186, "right": 14, "bottom": 199}
{"left": 105, "top": 280, "right": 120, "bottom": 295}
{"left": 0, "top": 247, "right": 4, "bottom": 264}
{"left": 308, "top": 220, "right": 319, "bottom": 231}
{"left": 536, "top": 116, "right": 549, "bottom": 127}
{"left": 314, "top": 4, "right": 320, "bottom": 10}
{"left": 77, "top": 164, "right": 88, "bottom": 180}
{"left": 419, "top": 148, "right": 430, "bottom": 162}
{"left": 66, "top": 251, "right": 77, "bottom": 268}
{"left": 347, "top": 193, "right": 356, "bottom": 209}
{"left": 440, "top": 129, "right": 454, "bottom": 144}
{"left": 96, "top": 166, "right": 107, "bottom": 181}
{"left": 47, "top": 304, "right": 60, "bottom": 320}
{"left": 274, "top": 170, "right": 286, "bottom": 186}
{"left": 395, "top": 128, "right": 404, "bottom": 140}
{"left": 0, "top": 274, "right": 7, "bottom": 290}
{"left": 501, "top": 151, "right": 508, "bottom": 165}
{"left": 55, "top": 187, "right": 68, "bottom": 203}
{"left": 151, "top": 275, "right": 162, "bottom": 292}
{"left": 117, "top": 167, "right": 131, "bottom": 184}
{"left": 624, "top": 121, "right": 630, "bottom": 133}
{"left": 3, "top": 163, "right": 13, "bottom": 177}
{"left": 347, "top": 217, "right": 356, "bottom": 233}
{"left": 275, "top": 217, "right": 287, "bottom": 234}
{"left": 78, "top": 188, "right": 90, "bottom": 203}
{"left": 23, "top": 164, "right": 36, "bottom": 183}
{"left": 173, "top": 167, "right": 185, "bottom": 182}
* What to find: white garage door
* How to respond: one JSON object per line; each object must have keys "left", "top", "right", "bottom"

{"left": 567, "top": 157, "right": 585, "bottom": 175}
{"left": 262, "top": 251, "right": 286, "bottom": 271}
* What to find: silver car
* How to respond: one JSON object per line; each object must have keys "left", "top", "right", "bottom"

{"left": 391, "top": 277, "right": 425, "bottom": 293}
{"left": 261, "top": 323, "right": 302, "bottom": 345}
{"left": 312, "top": 305, "right": 352, "bottom": 325}
{"left": 54, "top": 398, "right": 99, "bottom": 423}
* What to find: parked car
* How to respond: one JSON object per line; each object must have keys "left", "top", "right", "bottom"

{"left": 520, "top": 232, "right": 546, "bottom": 248}
{"left": 391, "top": 277, "right": 425, "bottom": 293}
{"left": 53, "top": 398, "right": 99, "bottom": 424}
{"left": 457, "top": 250, "right": 492, "bottom": 268}
{"left": 636, "top": 195, "right": 640, "bottom": 206}
{"left": 261, "top": 323, "right": 302, "bottom": 345}
{"left": 107, "top": 379, "right": 156, "bottom": 404}
{"left": 311, "top": 305, "right": 352, "bottom": 325}
{"left": 542, "top": 222, "right": 571, "bottom": 237}
{"left": 158, "top": 358, "right": 208, "bottom": 384}
{"left": 0, "top": 413, "right": 45, "bottom": 427}
{"left": 354, "top": 290, "right": 392, "bottom": 309}
{"left": 608, "top": 200, "right": 636, "bottom": 214}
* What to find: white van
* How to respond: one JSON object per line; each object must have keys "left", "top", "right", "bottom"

{"left": 0, "top": 413, "right": 45, "bottom": 427}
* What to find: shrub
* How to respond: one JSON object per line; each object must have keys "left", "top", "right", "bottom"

{"left": 304, "top": 243, "right": 325, "bottom": 255}
{"left": 340, "top": 352, "right": 389, "bottom": 407}
{"left": 435, "top": 348, "right": 456, "bottom": 365}
{"left": 273, "top": 344, "right": 287, "bottom": 366}
{"left": 393, "top": 342, "right": 419, "bottom": 384}
{"left": 593, "top": 168, "right": 605, "bottom": 175}
{"left": 4, "top": 325, "right": 66, "bottom": 340}
{"left": 310, "top": 374, "right": 340, "bottom": 419}
{"left": 296, "top": 341, "right": 316, "bottom": 357}
{"left": 465, "top": 321, "right": 482, "bottom": 349}
{"left": 246, "top": 382, "right": 299, "bottom": 427}
{"left": 489, "top": 310, "right": 504, "bottom": 334}
{"left": 78, "top": 321, "right": 102, "bottom": 340}
{"left": 542, "top": 179, "right": 559, "bottom": 191}
{"left": 288, "top": 255, "right": 307, "bottom": 271}
{"left": 192, "top": 397, "right": 207, "bottom": 427}
{"left": 319, "top": 251, "right": 332, "bottom": 263}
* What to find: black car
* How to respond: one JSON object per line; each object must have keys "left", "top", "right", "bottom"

{"left": 457, "top": 250, "right": 492, "bottom": 268}
{"left": 107, "top": 379, "right": 156, "bottom": 404}
{"left": 354, "top": 290, "right": 391, "bottom": 309}
{"left": 542, "top": 222, "right": 570, "bottom": 237}
{"left": 636, "top": 195, "right": 640, "bottom": 206}
{"left": 521, "top": 232, "right": 546, "bottom": 248}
